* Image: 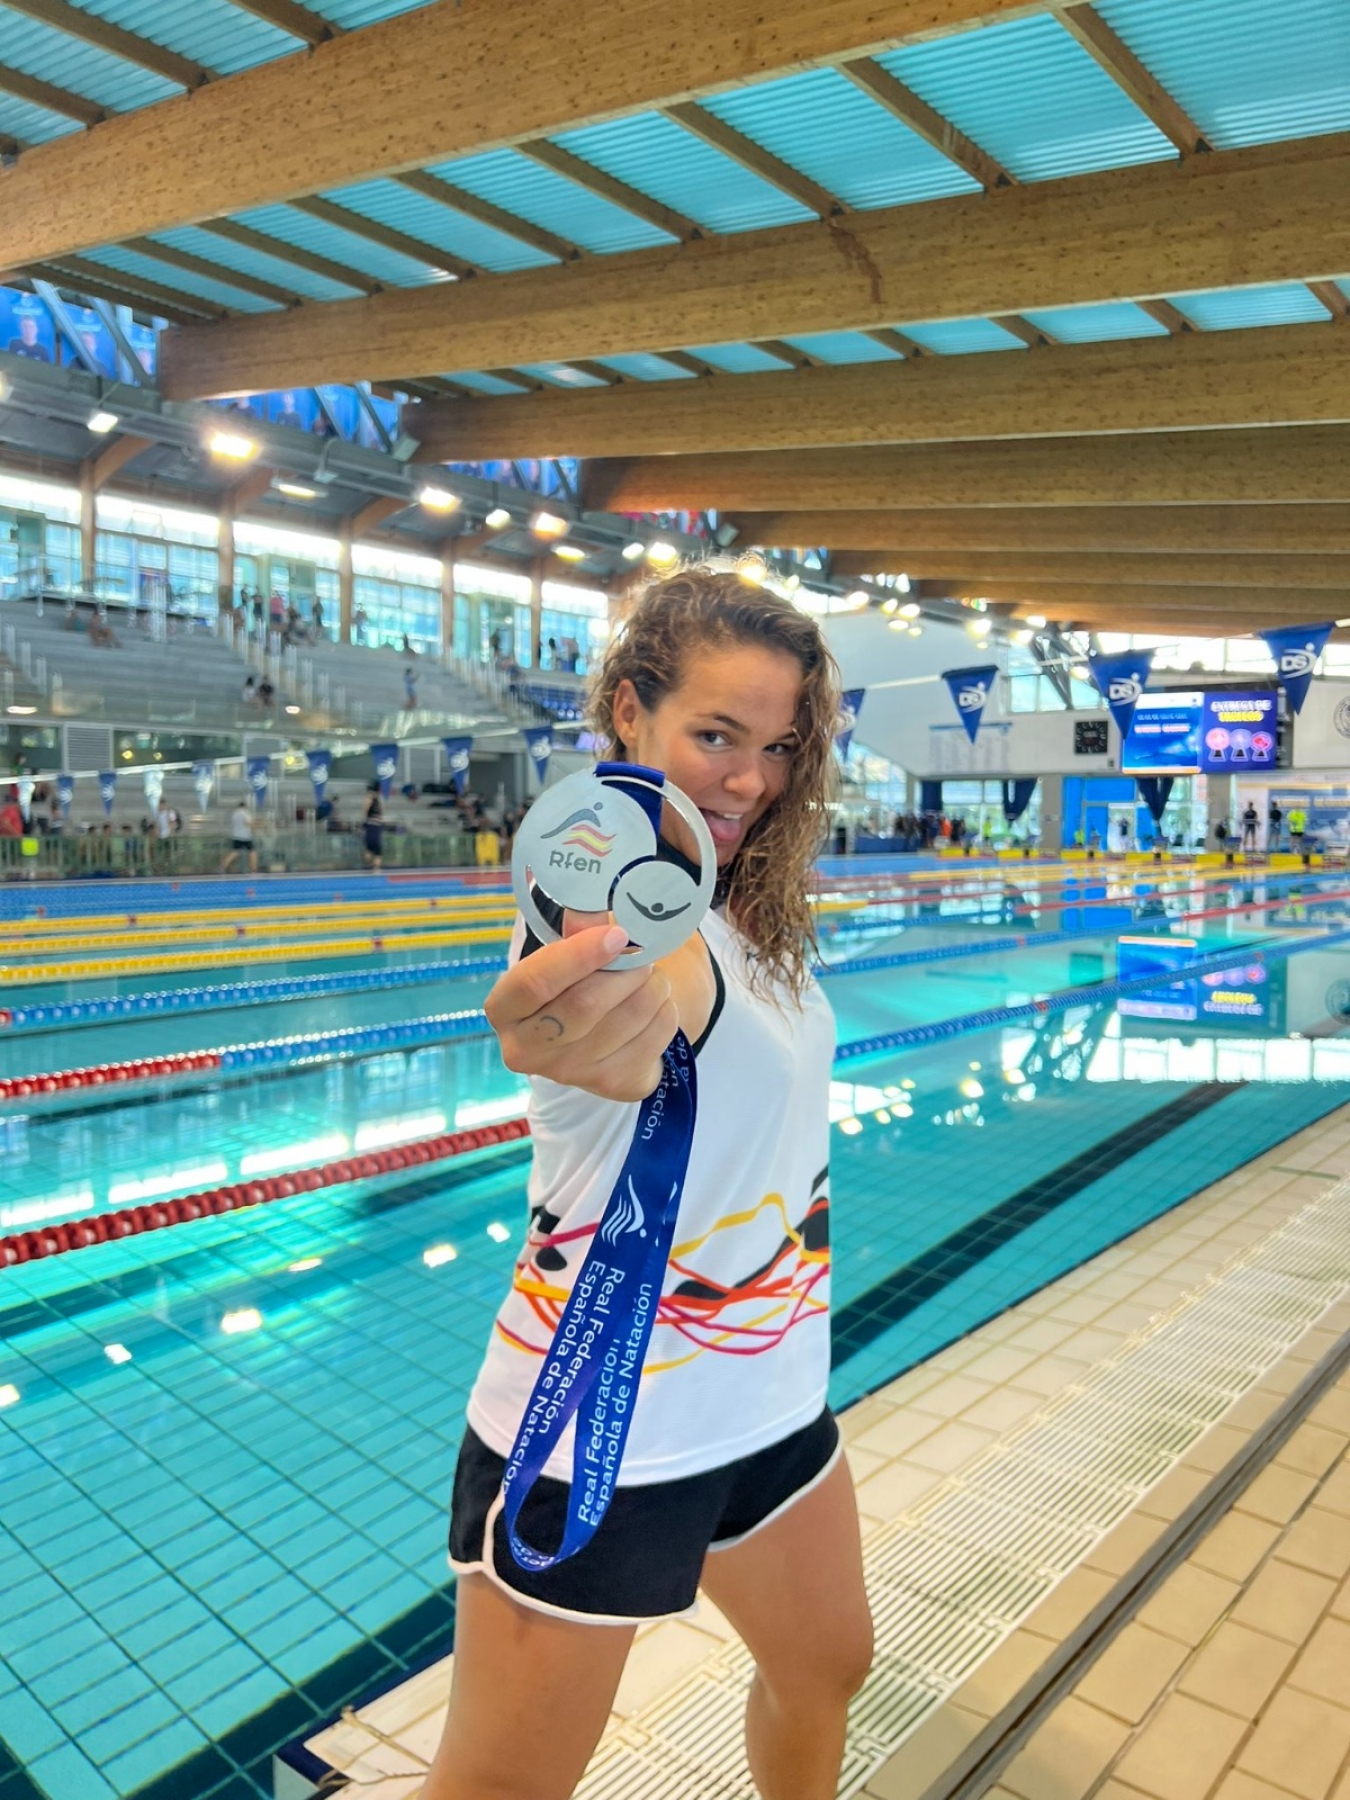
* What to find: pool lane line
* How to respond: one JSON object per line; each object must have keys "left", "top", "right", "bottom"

{"left": 11, "top": 928, "right": 1350, "bottom": 1263}
{"left": 2, "top": 895, "right": 518, "bottom": 938}
{"left": 834, "top": 923, "right": 1350, "bottom": 1064}
{"left": 0, "top": 924, "right": 514, "bottom": 986}
{"left": 821, "top": 883, "right": 1350, "bottom": 977}
{"left": 0, "top": 1118, "right": 534, "bottom": 1267}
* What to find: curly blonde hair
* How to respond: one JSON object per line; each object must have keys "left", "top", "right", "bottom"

{"left": 590, "top": 565, "right": 841, "bottom": 1002}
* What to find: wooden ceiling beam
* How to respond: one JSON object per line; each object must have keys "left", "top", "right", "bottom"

{"left": 517, "top": 141, "right": 697, "bottom": 242}
{"left": 123, "top": 236, "right": 301, "bottom": 308}
{"left": 157, "top": 133, "right": 1350, "bottom": 399}
{"left": 349, "top": 495, "right": 410, "bottom": 537}
{"left": 2, "top": 0, "right": 210, "bottom": 88}
{"left": 730, "top": 506, "right": 1350, "bottom": 555}
{"left": 1308, "top": 280, "right": 1350, "bottom": 320}
{"left": 1137, "top": 297, "right": 1195, "bottom": 335}
{"left": 830, "top": 550, "right": 1350, "bottom": 589}
{"left": 226, "top": 0, "right": 339, "bottom": 46}
{"left": 88, "top": 434, "right": 154, "bottom": 491}
{"left": 19, "top": 260, "right": 211, "bottom": 327}
{"left": 931, "top": 580, "right": 1350, "bottom": 614}
{"left": 0, "top": 61, "right": 104, "bottom": 127}
{"left": 198, "top": 218, "right": 381, "bottom": 296}
{"left": 661, "top": 102, "right": 843, "bottom": 218}
{"left": 1051, "top": 5, "right": 1208, "bottom": 157}
{"left": 394, "top": 170, "right": 577, "bottom": 264}
{"left": 289, "top": 197, "right": 478, "bottom": 280}
{"left": 48, "top": 254, "right": 233, "bottom": 321}
{"left": 835, "top": 56, "right": 1012, "bottom": 189}
{"left": 410, "top": 322, "right": 1350, "bottom": 461}
{"left": 582, "top": 427, "right": 1350, "bottom": 513}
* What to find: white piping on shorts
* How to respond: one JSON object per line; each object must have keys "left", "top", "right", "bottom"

{"left": 704, "top": 1434, "right": 843, "bottom": 1554}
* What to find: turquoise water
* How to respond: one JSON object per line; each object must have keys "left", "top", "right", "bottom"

{"left": 3, "top": 870, "right": 1350, "bottom": 1799}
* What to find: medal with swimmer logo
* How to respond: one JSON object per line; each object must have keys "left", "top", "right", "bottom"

{"left": 511, "top": 762, "right": 716, "bottom": 967}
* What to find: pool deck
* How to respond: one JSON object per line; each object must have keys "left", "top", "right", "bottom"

{"left": 285, "top": 1107, "right": 1350, "bottom": 1800}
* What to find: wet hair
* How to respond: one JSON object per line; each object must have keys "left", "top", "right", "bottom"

{"left": 590, "top": 564, "right": 841, "bottom": 1002}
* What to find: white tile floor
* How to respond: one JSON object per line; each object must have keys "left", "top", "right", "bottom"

{"left": 295, "top": 1107, "right": 1350, "bottom": 1800}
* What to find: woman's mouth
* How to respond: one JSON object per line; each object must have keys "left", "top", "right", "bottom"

{"left": 700, "top": 809, "right": 748, "bottom": 848}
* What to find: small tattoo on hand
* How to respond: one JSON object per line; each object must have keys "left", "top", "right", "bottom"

{"left": 537, "top": 1014, "right": 565, "bottom": 1041}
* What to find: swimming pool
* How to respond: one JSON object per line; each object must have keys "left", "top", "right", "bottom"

{"left": 3, "top": 865, "right": 1349, "bottom": 1800}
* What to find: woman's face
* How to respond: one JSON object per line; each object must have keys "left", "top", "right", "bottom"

{"left": 611, "top": 643, "right": 804, "bottom": 867}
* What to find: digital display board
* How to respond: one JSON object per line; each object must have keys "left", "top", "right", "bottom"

{"left": 1117, "top": 935, "right": 1283, "bottom": 1032}
{"left": 1120, "top": 693, "right": 1203, "bottom": 775}
{"left": 1121, "top": 689, "right": 1281, "bottom": 775}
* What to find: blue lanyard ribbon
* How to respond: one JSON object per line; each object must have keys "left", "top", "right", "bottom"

{"left": 501, "top": 1031, "right": 697, "bottom": 1569}
{"left": 502, "top": 759, "right": 698, "bottom": 1570}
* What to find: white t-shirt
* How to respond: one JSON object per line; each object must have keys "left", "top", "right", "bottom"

{"left": 466, "top": 905, "right": 836, "bottom": 1484}
{"left": 230, "top": 806, "right": 253, "bottom": 842}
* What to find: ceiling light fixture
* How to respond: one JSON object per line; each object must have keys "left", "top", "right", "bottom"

{"left": 485, "top": 506, "right": 512, "bottom": 530}
{"left": 87, "top": 409, "right": 119, "bottom": 434}
{"left": 881, "top": 598, "right": 900, "bottom": 615}
{"left": 646, "top": 540, "right": 679, "bottom": 569}
{"left": 7, "top": 705, "right": 36, "bottom": 716}
{"left": 1025, "top": 613, "right": 1047, "bottom": 629}
{"left": 1011, "top": 627, "right": 1034, "bottom": 646}
{"left": 899, "top": 601, "right": 921, "bottom": 619}
{"left": 969, "top": 617, "right": 993, "bottom": 638}
{"left": 895, "top": 573, "right": 912, "bottom": 594}
{"left": 418, "top": 485, "right": 460, "bottom": 512}
{"left": 621, "top": 540, "right": 646, "bottom": 560}
{"left": 553, "top": 543, "right": 587, "bottom": 562}
{"left": 209, "top": 430, "right": 258, "bottom": 461}
{"left": 738, "top": 552, "right": 768, "bottom": 585}
{"left": 531, "top": 510, "right": 569, "bottom": 538}
{"left": 274, "top": 480, "right": 317, "bottom": 500}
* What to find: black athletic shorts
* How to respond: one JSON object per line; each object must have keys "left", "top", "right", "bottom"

{"left": 230, "top": 837, "right": 252, "bottom": 851}
{"left": 448, "top": 1408, "right": 840, "bottom": 1624}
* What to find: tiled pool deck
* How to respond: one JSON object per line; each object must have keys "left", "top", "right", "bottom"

{"left": 291, "top": 1107, "right": 1350, "bottom": 1800}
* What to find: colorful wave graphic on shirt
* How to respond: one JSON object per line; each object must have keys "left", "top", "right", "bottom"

{"left": 498, "top": 1170, "right": 830, "bottom": 1368}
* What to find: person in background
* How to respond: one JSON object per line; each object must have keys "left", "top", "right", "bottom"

{"left": 1241, "top": 802, "right": 1260, "bottom": 851}
{"left": 353, "top": 605, "right": 369, "bottom": 645}
{"left": 1288, "top": 805, "right": 1308, "bottom": 852}
{"left": 275, "top": 391, "right": 304, "bottom": 429}
{"left": 251, "top": 592, "right": 265, "bottom": 634}
{"left": 312, "top": 595, "right": 325, "bottom": 640}
{"left": 1268, "top": 799, "right": 1284, "bottom": 851}
{"left": 404, "top": 665, "right": 419, "bottom": 711}
{"left": 1215, "top": 817, "right": 1231, "bottom": 852}
{"left": 257, "top": 677, "right": 275, "bottom": 709}
{"left": 402, "top": 632, "right": 417, "bottom": 658}
{"left": 1116, "top": 817, "right": 1130, "bottom": 853}
{"left": 241, "top": 675, "right": 257, "bottom": 707}
{"left": 363, "top": 782, "right": 385, "bottom": 871}
{"left": 474, "top": 817, "right": 501, "bottom": 867}
{"left": 222, "top": 800, "right": 257, "bottom": 874}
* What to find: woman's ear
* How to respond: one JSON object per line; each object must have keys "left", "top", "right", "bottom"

{"left": 610, "top": 678, "right": 640, "bottom": 756}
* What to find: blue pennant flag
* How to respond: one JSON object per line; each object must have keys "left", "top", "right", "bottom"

{"left": 56, "top": 774, "right": 74, "bottom": 816}
{"left": 97, "top": 771, "right": 116, "bottom": 817}
{"left": 942, "top": 665, "right": 999, "bottom": 744}
{"left": 143, "top": 768, "right": 164, "bottom": 809}
{"left": 441, "top": 735, "right": 474, "bottom": 795}
{"left": 370, "top": 742, "right": 399, "bottom": 798}
{"left": 192, "top": 762, "right": 215, "bottom": 811}
{"left": 1260, "top": 622, "right": 1333, "bottom": 716}
{"left": 246, "top": 756, "right": 271, "bottom": 805}
{"left": 836, "top": 689, "right": 866, "bottom": 757}
{"left": 522, "top": 726, "right": 553, "bottom": 786}
{"left": 1088, "top": 648, "right": 1154, "bottom": 740}
{"left": 305, "top": 749, "right": 331, "bottom": 802}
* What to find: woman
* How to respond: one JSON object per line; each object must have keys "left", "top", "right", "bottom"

{"left": 362, "top": 781, "right": 384, "bottom": 871}
{"left": 424, "top": 569, "right": 873, "bottom": 1800}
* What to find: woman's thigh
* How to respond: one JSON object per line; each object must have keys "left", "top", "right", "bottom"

{"left": 699, "top": 1452, "right": 873, "bottom": 1701}
{"left": 423, "top": 1572, "right": 636, "bottom": 1800}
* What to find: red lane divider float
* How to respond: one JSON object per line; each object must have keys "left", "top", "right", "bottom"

{"left": 0, "top": 1049, "right": 224, "bottom": 1100}
{"left": 0, "top": 1117, "right": 531, "bottom": 1266}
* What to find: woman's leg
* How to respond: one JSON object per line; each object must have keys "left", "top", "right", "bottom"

{"left": 700, "top": 1452, "right": 874, "bottom": 1800}
{"left": 421, "top": 1573, "right": 635, "bottom": 1800}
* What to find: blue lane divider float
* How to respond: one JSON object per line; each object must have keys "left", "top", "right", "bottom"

{"left": 214, "top": 1007, "right": 493, "bottom": 1071}
{"left": 0, "top": 955, "right": 509, "bottom": 1032}
{"left": 833, "top": 925, "right": 1350, "bottom": 1064}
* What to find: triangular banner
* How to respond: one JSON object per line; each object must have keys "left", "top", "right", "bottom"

{"left": 1260, "top": 622, "right": 1333, "bottom": 716}
{"left": 441, "top": 735, "right": 474, "bottom": 795}
{"left": 246, "top": 756, "right": 271, "bottom": 805}
{"left": 1088, "top": 648, "right": 1154, "bottom": 740}
{"left": 98, "top": 771, "right": 116, "bottom": 817}
{"left": 370, "top": 742, "right": 399, "bottom": 798}
{"left": 942, "top": 665, "right": 999, "bottom": 744}
{"left": 192, "top": 761, "right": 215, "bottom": 811}
{"left": 305, "top": 749, "right": 331, "bottom": 802}
{"left": 56, "top": 774, "right": 74, "bottom": 817}
{"left": 836, "top": 688, "right": 865, "bottom": 757}
{"left": 522, "top": 726, "right": 553, "bottom": 786}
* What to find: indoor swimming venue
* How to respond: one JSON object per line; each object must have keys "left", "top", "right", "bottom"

{"left": 2, "top": 2, "right": 1350, "bottom": 1799}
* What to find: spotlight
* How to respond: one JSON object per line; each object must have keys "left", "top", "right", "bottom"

{"left": 274, "top": 480, "right": 317, "bottom": 500}
{"left": 531, "top": 511, "right": 569, "bottom": 538}
{"left": 87, "top": 409, "right": 119, "bottom": 434}
{"left": 738, "top": 552, "right": 768, "bottom": 585}
{"left": 621, "top": 540, "right": 646, "bottom": 560}
{"left": 899, "top": 601, "right": 921, "bottom": 619}
{"left": 485, "top": 507, "right": 512, "bottom": 529}
{"left": 1011, "top": 628, "right": 1034, "bottom": 646}
{"left": 969, "top": 617, "right": 992, "bottom": 638}
{"left": 895, "top": 573, "right": 912, "bottom": 594}
{"left": 553, "top": 543, "right": 587, "bottom": 562}
{"left": 646, "top": 541, "right": 679, "bottom": 569}
{"left": 1025, "top": 613, "right": 1047, "bottom": 629}
{"left": 881, "top": 599, "right": 900, "bottom": 615}
{"left": 418, "top": 485, "right": 460, "bottom": 512}
{"left": 209, "top": 430, "right": 258, "bottom": 461}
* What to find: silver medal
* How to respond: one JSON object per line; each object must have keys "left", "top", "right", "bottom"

{"left": 512, "top": 767, "right": 716, "bottom": 968}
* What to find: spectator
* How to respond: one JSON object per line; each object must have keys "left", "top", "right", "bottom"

{"left": 0, "top": 793, "right": 22, "bottom": 838}
{"left": 362, "top": 783, "right": 384, "bottom": 871}
{"left": 222, "top": 800, "right": 258, "bottom": 874}
{"left": 353, "top": 605, "right": 369, "bottom": 645}
{"left": 403, "top": 665, "right": 418, "bottom": 711}
{"left": 242, "top": 675, "right": 257, "bottom": 707}
{"left": 1288, "top": 805, "right": 1308, "bottom": 850}
{"left": 251, "top": 593, "right": 264, "bottom": 634}
{"left": 154, "top": 798, "right": 175, "bottom": 870}
{"left": 324, "top": 796, "right": 344, "bottom": 834}
{"left": 402, "top": 632, "right": 417, "bottom": 658}
{"left": 475, "top": 819, "right": 501, "bottom": 867}
{"left": 547, "top": 636, "right": 559, "bottom": 670}
{"left": 257, "top": 677, "right": 275, "bottom": 708}
{"left": 89, "top": 612, "right": 118, "bottom": 648}
{"left": 1116, "top": 817, "right": 1130, "bottom": 852}
{"left": 312, "top": 595, "right": 325, "bottom": 639}
{"left": 1215, "top": 817, "right": 1231, "bottom": 851}
{"left": 268, "top": 591, "right": 285, "bottom": 635}
{"left": 1268, "top": 800, "right": 1284, "bottom": 850}
{"left": 1241, "top": 802, "right": 1259, "bottom": 851}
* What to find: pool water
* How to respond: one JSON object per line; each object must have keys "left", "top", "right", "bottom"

{"left": 3, "top": 867, "right": 1350, "bottom": 1800}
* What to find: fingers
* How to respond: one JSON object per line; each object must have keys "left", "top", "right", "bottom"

{"left": 581, "top": 994, "right": 681, "bottom": 1101}
{"left": 487, "top": 923, "right": 630, "bottom": 1029}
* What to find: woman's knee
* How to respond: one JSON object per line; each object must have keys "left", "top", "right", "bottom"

{"left": 758, "top": 1612, "right": 874, "bottom": 1708}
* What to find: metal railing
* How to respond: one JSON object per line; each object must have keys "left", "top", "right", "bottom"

{"left": 0, "top": 827, "right": 484, "bottom": 878}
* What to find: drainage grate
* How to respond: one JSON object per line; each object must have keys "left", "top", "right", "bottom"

{"left": 572, "top": 1175, "right": 1350, "bottom": 1800}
